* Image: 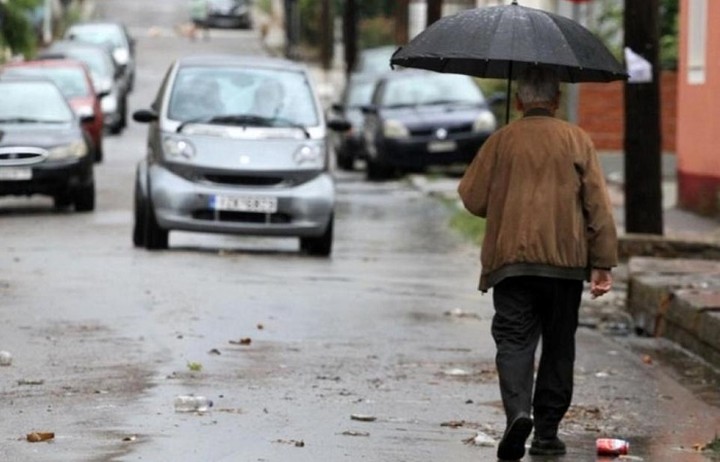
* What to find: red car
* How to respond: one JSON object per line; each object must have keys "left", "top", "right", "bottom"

{"left": 1, "top": 59, "right": 106, "bottom": 162}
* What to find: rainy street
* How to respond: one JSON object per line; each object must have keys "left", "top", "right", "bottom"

{"left": 1, "top": 1, "right": 719, "bottom": 461}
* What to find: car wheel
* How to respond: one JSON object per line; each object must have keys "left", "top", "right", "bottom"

{"left": 336, "top": 152, "right": 354, "bottom": 171}
{"left": 74, "top": 183, "right": 95, "bottom": 212}
{"left": 144, "top": 199, "right": 169, "bottom": 250}
{"left": 300, "top": 215, "right": 333, "bottom": 257}
{"left": 95, "top": 140, "right": 103, "bottom": 163}
{"left": 133, "top": 184, "right": 146, "bottom": 247}
{"left": 366, "top": 157, "right": 393, "bottom": 181}
{"left": 120, "top": 95, "right": 128, "bottom": 129}
{"left": 53, "top": 193, "right": 73, "bottom": 209}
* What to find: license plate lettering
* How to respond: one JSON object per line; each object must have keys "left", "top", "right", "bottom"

{"left": 211, "top": 195, "right": 278, "bottom": 213}
{"left": 0, "top": 167, "right": 32, "bottom": 181}
{"left": 428, "top": 140, "right": 458, "bottom": 153}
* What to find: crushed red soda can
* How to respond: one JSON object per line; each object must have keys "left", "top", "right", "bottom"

{"left": 596, "top": 438, "right": 629, "bottom": 456}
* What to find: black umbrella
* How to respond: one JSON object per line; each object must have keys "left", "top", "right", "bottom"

{"left": 390, "top": 0, "right": 627, "bottom": 122}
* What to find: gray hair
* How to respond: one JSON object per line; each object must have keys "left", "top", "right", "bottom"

{"left": 516, "top": 67, "right": 560, "bottom": 105}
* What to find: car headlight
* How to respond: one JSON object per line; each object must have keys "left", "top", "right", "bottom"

{"left": 113, "top": 48, "right": 130, "bottom": 66}
{"left": 473, "top": 110, "right": 497, "bottom": 133}
{"left": 383, "top": 119, "right": 410, "bottom": 139}
{"left": 293, "top": 144, "right": 324, "bottom": 166}
{"left": 163, "top": 137, "right": 196, "bottom": 159}
{"left": 48, "top": 141, "right": 88, "bottom": 160}
{"left": 74, "top": 105, "right": 95, "bottom": 118}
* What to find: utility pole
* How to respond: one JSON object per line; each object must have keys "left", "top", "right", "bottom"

{"left": 427, "top": 0, "right": 442, "bottom": 27}
{"left": 624, "top": 0, "right": 663, "bottom": 234}
{"left": 343, "top": 0, "right": 358, "bottom": 75}
{"left": 394, "top": 0, "right": 409, "bottom": 45}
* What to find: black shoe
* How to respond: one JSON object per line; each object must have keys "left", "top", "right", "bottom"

{"left": 497, "top": 413, "right": 533, "bottom": 461}
{"left": 529, "top": 436, "right": 567, "bottom": 455}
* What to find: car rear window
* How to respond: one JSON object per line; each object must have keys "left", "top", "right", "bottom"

{"left": 382, "top": 73, "right": 485, "bottom": 107}
{"left": 3, "top": 67, "right": 91, "bottom": 99}
{"left": 0, "top": 82, "right": 74, "bottom": 122}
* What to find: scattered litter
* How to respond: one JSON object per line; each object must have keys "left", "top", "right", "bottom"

{"left": 122, "top": 435, "right": 137, "bottom": 442}
{"left": 174, "top": 395, "right": 213, "bottom": 413}
{"left": 463, "top": 431, "right": 496, "bottom": 447}
{"left": 26, "top": 432, "right": 54, "bottom": 443}
{"left": 341, "top": 430, "right": 370, "bottom": 437}
{"left": 18, "top": 379, "right": 44, "bottom": 386}
{"left": 274, "top": 439, "right": 305, "bottom": 447}
{"left": 618, "top": 456, "right": 644, "bottom": 461}
{"left": 597, "top": 438, "right": 629, "bottom": 455}
{"left": 350, "top": 414, "right": 377, "bottom": 422}
{"left": 186, "top": 361, "right": 202, "bottom": 372}
{"left": 441, "top": 420, "right": 466, "bottom": 428}
{"left": 443, "top": 368, "right": 470, "bottom": 377}
{"left": 0, "top": 350, "right": 12, "bottom": 366}
{"left": 641, "top": 354, "right": 653, "bottom": 365}
{"left": 257, "top": 324, "right": 264, "bottom": 330}
{"left": 229, "top": 338, "right": 252, "bottom": 346}
{"left": 595, "top": 371, "right": 610, "bottom": 378}
{"left": 208, "top": 349, "right": 221, "bottom": 355}
{"left": 444, "top": 308, "right": 482, "bottom": 320}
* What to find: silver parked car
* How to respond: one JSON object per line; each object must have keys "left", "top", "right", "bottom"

{"left": 132, "top": 55, "right": 348, "bottom": 255}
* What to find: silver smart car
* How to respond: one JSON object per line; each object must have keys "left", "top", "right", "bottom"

{"left": 132, "top": 55, "right": 348, "bottom": 255}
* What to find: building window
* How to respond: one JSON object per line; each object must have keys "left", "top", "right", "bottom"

{"left": 688, "top": 0, "right": 707, "bottom": 85}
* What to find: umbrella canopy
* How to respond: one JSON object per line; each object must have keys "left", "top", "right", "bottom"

{"left": 390, "top": 1, "right": 627, "bottom": 84}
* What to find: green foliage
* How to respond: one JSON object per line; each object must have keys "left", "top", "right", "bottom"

{"left": 257, "top": 0, "right": 271, "bottom": 15}
{"left": 359, "top": 16, "right": 394, "bottom": 48}
{"left": 0, "top": 0, "right": 42, "bottom": 59}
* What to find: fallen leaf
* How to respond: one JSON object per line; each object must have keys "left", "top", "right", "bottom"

{"left": 350, "top": 414, "right": 377, "bottom": 422}
{"left": 229, "top": 338, "right": 252, "bottom": 346}
{"left": 341, "top": 430, "right": 370, "bottom": 437}
{"left": 441, "top": 420, "right": 466, "bottom": 428}
{"left": 26, "top": 432, "right": 54, "bottom": 443}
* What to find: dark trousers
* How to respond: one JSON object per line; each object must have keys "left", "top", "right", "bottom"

{"left": 491, "top": 276, "right": 583, "bottom": 438}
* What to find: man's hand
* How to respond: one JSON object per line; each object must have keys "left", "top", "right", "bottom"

{"left": 590, "top": 268, "right": 613, "bottom": 298}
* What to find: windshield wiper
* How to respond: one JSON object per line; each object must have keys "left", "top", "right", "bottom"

{"left": 0, "top": 117, "right": 65, "bottom": 124}
{"left": 177, "top": 114, "right": 309, "bottom": 138}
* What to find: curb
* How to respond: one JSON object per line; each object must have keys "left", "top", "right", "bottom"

{"left": 627, "top": 257, "right": 720, "bottom": 368}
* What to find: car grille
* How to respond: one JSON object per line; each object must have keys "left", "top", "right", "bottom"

{"left": 203, "top": 174, "right": 284, "bottom": 186}
{"left": 0, "top": 147, "right": 47, "bottom": 166}
{"left": 192, "top": 210, "right": 291, "bottom": 224}
{"left": 410, "top": 123, "right": 474, "bottom": 137}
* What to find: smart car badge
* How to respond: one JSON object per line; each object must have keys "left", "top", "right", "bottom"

{"left": 436, "top": 128, "right": 448, "bottom": 140}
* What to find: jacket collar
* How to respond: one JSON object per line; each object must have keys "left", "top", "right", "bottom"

{"left": 523, "top": 107, "right": 554, "bottom": 118}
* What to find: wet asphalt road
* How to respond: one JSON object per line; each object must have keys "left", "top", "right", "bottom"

{"left": 1, "top": 1, "right": 720, "bottom": 461}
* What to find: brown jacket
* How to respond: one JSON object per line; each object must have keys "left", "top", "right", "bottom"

{"left": 458, "top": 113, "right": 618, "bottom": 291}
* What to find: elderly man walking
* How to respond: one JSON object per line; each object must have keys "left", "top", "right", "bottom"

{"left": 458, "top": 67, "right": 617, "bottom": 461}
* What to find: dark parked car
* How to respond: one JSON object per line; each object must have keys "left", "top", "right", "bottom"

{"left": 361, "top": 70, "right": 497, "bottom": 180}
{"left": 65, "top": 21, "right": 136, "bottom": 92}
{"left": 328, "top": 73, "right": 378, "bottom": 170}
{"left": 2, "top": 59, "right": 106, "bottom": 162}
{"left": 0, "top": 77, "right": 95, "bottom": 211}
{"left": 206, "top": 0, "right": 252, "bottom": 29}
{"left": 132, "top": 55, "right": 349, "bottom": 254}
{"left": 39, "top": 40, "right": 128, "bottom": 134}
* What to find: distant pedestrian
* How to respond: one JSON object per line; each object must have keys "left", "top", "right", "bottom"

{"left": 189, "top": 0, "right": 210, "bottom": 41}
{"left": 458, "top": 66, "right": 618, "bottom": 461}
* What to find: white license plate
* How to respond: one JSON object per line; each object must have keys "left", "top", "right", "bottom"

{"left": 210, "top": 195, "right": 278, "bottom": 213}
{"left": 0, "top": 167, "right": 32, "bottom": 181}
{"left": 428, "top": 140, "right": 458, "bottom": 153}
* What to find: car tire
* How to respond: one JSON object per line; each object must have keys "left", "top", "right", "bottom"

{"left": 53, "top": 193, "right": 73, "bottom": 209}
{"left": 366, "top": 157, "right": 393, "bottom": 181}
{"left": 144, "top": 200, "right": 169, "bottom": 250}
{"left": 74, "top": 183, "right": 95, "bottom": 212}
{"left": 120, "top": 95, "right": 128, "bottom": 129}
{"left": 300, "top": 215, "right": 333, "bottom": 257}
{"left": 337, "top": 153, "right": 354, "bottom": 171}
{"left": 133, "top": 185, "right": 146, "bottom": 247}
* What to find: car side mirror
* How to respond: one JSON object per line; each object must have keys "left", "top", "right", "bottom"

{"left": 133, "top": 109, "right": 159, "bottom": 123}
{"left": 331, "top": 103, "right": 344, "bottom": 112}
{"left": 97, "top": 90, "right": 110, "bottom": 99}
{"left": 360, "top": 105, "right": 378, "bottom": 115}
{"left": 327, "top": 118, "right": 351, "bottom": 132}
{"left": 80, "top": 114, "right": 95, "bottom": 124}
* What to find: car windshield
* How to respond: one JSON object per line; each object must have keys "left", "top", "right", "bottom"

{"left": 168, "top": 66, "right": 319, "bottom": 127}
{"left": 0, "top": 82, "right": 74, "bottom": 123}
{"left": 381, "top": 73, "right": 485, "bottom": 107}
{"left": 67, "top": 24, "right": 125, "bottom": 49}
{"left": 54, "top": 46, "right": 114, "bottom": 79}
{"left": 346, "top": 79, "right": 376, "bottom": 107}
{"left": 2, "top": 67, "right": 91, "bottom": 99}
